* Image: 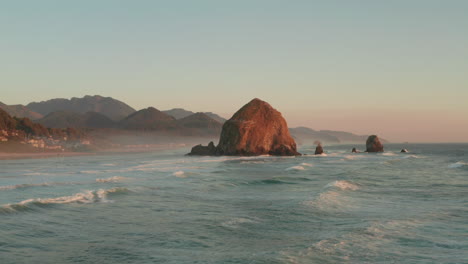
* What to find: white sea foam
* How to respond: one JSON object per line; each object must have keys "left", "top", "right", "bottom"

{"left": 221, "top": 217, "right": 257, "bottom": 228}
{"left": 382, "top": 152, "right": 397, "bottom": 156}
{"left": 304, "top": 191, "right": 348, "bottom": 210}
{"left": 285, "top": 166, "right": 305, "bottom": 171}
{"left": 448, "top": 161, "right": 468, "bottom": 169}
{"left": 80, "top": 170, "right": 103, "bottom": 174}
{"left": 1, "top": 188, "right": 128, "bottom": 213}
{"left": 326, "top": 180, "right": 360, "bottom": 191}
{"left": 172, "top": 171, "right": 186, "bottom": 178}
{"left": 95, "top": 176, "right": 128, "bottom": 183}
{"left": 300, "top": 163, "right": 313, "bottom": 167}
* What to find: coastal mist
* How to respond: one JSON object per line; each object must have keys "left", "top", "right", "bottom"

{"left": 1, "top": 143, "right": 467, "bottom": 263}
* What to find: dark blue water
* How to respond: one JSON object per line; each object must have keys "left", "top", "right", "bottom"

{"left": 0, "top": 144, "right": 467, "bottom": 263}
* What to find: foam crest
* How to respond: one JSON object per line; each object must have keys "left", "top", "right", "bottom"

{"left": 300, "top": 163, "right": 313, "bottom": 167}
{"left": 80, "top": 170, "right": 103, "bottom": 174}
{"left": 221, "top": 217, "right": 258, "bottom": 228}
{"left": 304, "top": 191, "right": 348, "bottom": 210}
{"left": 448, "top": 161, "right": 468, "bottom": 169}
{"left": 96, "top": 176, "right": 128, "bottom": 183}
{"left": 0, "top": 188, "right": 129, "bottom": 214}
{"left": 172, "top": 171, "right": 186, "bottom": 178}
{"left": 286, "top": 166, "right": 305, "bottom": 171}
{"left": 326, "top": 180, "right": 359, "bottom": 191}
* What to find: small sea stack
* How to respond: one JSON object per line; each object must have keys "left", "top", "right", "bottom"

{"left": 366, "top": 135, "right": 384, "bottom": 152}
{"left": 401, "top": 149, "right": 408, "bottom": 153}
{"left": 188, "top": 98, "right": 300, "bottom": 156}
{"left": 188, "top": 141, "right": 217, "bottom": 156}
{"left": 315, "top": 143, "right": 324, "bottom": 155}
{"left": 352, "top": 147, "right": 358, "bottom": 153}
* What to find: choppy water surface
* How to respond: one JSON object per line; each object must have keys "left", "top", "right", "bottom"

{"left": 0, "top": 144, "right": 467, "bottom": 263}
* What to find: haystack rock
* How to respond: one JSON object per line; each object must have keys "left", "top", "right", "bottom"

{"left": 315, "top": 144, "right": 324, "bottom": 155}
{"left": 366, "top": 135, "right": 384, "bottom": 152}
{"left": 188, "top": 98, "right": 300, "bottom": 156}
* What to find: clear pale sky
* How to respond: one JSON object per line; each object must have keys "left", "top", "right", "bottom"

{"left": 1, "top": 1, "right": 467, "bottom": 142}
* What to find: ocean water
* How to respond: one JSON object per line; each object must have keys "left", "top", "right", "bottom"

{"left": 0, "top": 144, "right": 467, "bottom": 264}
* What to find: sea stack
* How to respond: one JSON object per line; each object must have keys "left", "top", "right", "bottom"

{"left": 352, "top": 147, "right": 358, "bottom": 153}
{"left": 315, "top": 143, "right": 324, "bottom": 155}
{"left": 366, "top": 135, "right": 384, "bottom": 152}
{"left": 188, "top": 98, "right": 300, "bottom": 156}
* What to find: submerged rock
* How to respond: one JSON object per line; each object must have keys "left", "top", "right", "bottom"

{"left": 188, "top": 98, "right": 300, "bottom": 156}
{"left": 352, "top": 147, "right": 358, "bottom": 153}
{"left": 315, "top": 144, "right": 324, "bottom": 155}
{"left": 366, "top": 135, "right": 384, "bottom": 152}
{"left": 401, "top": 149, "right": 408, "bottom": 153}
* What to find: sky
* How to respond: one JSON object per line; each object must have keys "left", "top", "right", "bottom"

{"left": 1, "top": 0, "right": 467, "bottom": 142}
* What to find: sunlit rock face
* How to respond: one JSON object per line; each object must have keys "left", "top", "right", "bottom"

{"left": 188, "top": 98, "right": 300, "bottom": 156}
{"left": 366, "top": 135, "right": 384, "bottom": 152}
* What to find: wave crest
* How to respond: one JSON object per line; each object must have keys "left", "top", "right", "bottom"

{"left": 448, "top": 161, "right": 468, "bottom": 169}
{"left": 0, "top": 187, "right": 129, "bottom": 214}
{"left": 96, "top": 176, "right": 128, "bottom": 183}
{"left": 286, "top": 166, "right": 305, "bottom": 171}
{"left": 325, "top": 180, "right": 359, "bottom": 191}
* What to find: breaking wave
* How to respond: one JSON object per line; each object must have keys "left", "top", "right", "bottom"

{"left": 172, "top": 171, "right": 186, "bottom": 178}
{"left": 96, "top": 176, "right": 128, "bottom": 183}
{"left": 221, "top": 217, "right": 258, "bottom": 229}
{"left": 286, "top": 166, "right": 305, "bottom": 171}
{"left": 304, "top": 180, "right": 360, "bottom": 211}
{"left": 448, "top": 161, "right": 468, "bottom": 169}
{"left": 0, "top": 187, "right": 129, "bottom": 214}
{"left": 325, "top": 180, "right": 360, "bottom": 191}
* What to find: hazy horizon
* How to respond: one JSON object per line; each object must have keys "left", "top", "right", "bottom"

{"left": 2, "top": 1, "right": 467, "bottom": 143}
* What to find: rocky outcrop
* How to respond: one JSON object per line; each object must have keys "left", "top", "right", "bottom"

{"left": 187, "top": 141, "right": 217, "bottom": 156}
{"left": 315, "top": 144, "right": 324, "bottom": 155}
{"left": 352, "top": 147, "right": 358, "bottom": 153}
{"left": 366, "top": 135, "right": 384, "bottom": 152}
{"left": 188, "top": 98, "right": 300, "bottom": 156}
{"left": 401, "top": 149, "right": 408, "bottom": 153}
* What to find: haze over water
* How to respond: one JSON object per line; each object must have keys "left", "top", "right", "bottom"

{"left": 2, "top": 1, "right": 468, "bottom": 142}
{"left": 1, "top": 144, "right": 467, "bottom": 263}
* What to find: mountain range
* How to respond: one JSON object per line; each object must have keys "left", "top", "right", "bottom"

{"left": 1, "top": 95, "right": 383, "bottom": 144}
{"left": 163, "top": 108, "right": 226, "bottom": 123}
{"left": 26, "top": 95, "right": 136, "bottom": 121}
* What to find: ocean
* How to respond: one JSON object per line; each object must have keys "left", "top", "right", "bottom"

{"left": 0, "top": 144, "right": 467, "bottom": 263}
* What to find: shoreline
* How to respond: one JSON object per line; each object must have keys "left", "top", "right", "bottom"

{"left": 0, "top": 152, "right": 95, "bottom": 160}
{"left": 0, "top": 144, "right": 188, "bottom": 161}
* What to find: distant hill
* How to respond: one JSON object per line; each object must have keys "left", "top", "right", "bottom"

{"left": 164, "top": 108, "right": 226, "bottom": 123}
{"left": 0, "top": 102, "right": 43, "bottom": 120}
{"left": 163, "top": 108, "right": 194, "bottom": 119}
{"left": 289, "top": 127, "right": 340, "bottom": 144}
{"left": 319, "top": 130, "right": 369, "bottom": 143}
{"left": 26, "top": 95, "right": 136, "bottom": 121}
{"left": 0, "top": 108, "right": 51, "bottom": 138}
{"left": 119, "top": 107, "right": 178, "bottom": 130}
{"left": 37, "top": 111, "right": 116, "bottom": 129}
{"left": 177, "top": 113, "right": 222, "bottom": 135}
{"left": 203, "top": 112, "right": 226, "bottom": 123}
{"left": 289, "top": 127, "right": 384, "bottom": 145}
